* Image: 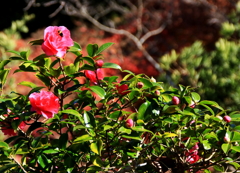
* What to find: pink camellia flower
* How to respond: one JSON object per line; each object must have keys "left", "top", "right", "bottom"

{"left": 42, "top": 26, "right": 74, "bottom": 58}
{"left": 185, "top": 143, "right": 200, "bottom": 164}
{"left": 172, "top": 96, "right": 180, "bottom": 105}
{"left": 116, "top": 84, "right": 130, "bottom": 95}
{"left": 95, "top": 60, "right": 104, "bottom": 68}
{"left": 29, "top": 91, "right": 60, "bottom": 119}
{"left": 85, "top": 69, "right": 104, "bottom": 84}
{"left": 125, "top": 119, "right": 134, "bottom": 128}
{"left": 223, "top": 115, "right": 231, "bottom": 123}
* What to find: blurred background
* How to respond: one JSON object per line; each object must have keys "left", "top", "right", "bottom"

{"left": 1, "top": 0, "right": 240, "bottom": 111}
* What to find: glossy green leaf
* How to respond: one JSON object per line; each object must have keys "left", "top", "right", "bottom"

{"left": 0, "top": 60, "right": 10, "bottom": 70}
{"left": 43, "top": 149, "right": 59, "bottom": 154}
{"left": 7, "top": 50, "right": 21, "bottom": 56}
{"left": 90, "top": 139, "right": 103, "bottom": 155}
{"left": 38, "top": 154, "right": 51, "bottom": 168}
{"left": 29, "top": 39, "right": 44, "bottom": 45}
{"left": 0, "top": 69, "right": 9, "bottom": 85}
{"left": 84, "top": 111, "right": 96, "bottom": 128}
{"left": 61, "top": 109, "right": 82, "bottom": 121}
{"left": 200, "top": 100, "right": 223, "bottom": 110}
{"left": 87, "top": 44, "right": 98, "bottom": 57}
{"left": 18, "top": 81, "right": 37, "bottom": 88}
{"left": 0, "top": 141, "right": 9, "bottom": 148}
{"left": 95, "top": 42, "right": 114, "bottom": 55}
{"left": 191, "top": 92, "right": 201, "bottom": 102}
{"left": 74, "top": 134, "right": 92, "bottom": 143}
{"left": 163, "top": 132, "right": 178, "bottom": 138}
{"left": 121, "top": 134, "right": 142, "bottom": 141}
{"left": 138, "top": 78, "right": 153, "bottom": 88}
{"left": 64, "top": 63, "right": 76, "bottom": 75}
{"left": 231, "top": 146, "right": 240, "bottom": 152}
{"left": 118, "top": 127, "right": 132, "bottom": 134}
{"left": 221, "top": 143, "right": 231, "bottom": 154}
{"left": 231, "top": 131, "right": 240, "bottom": 142}
{"left": 82, "top": 56, "right": 95, "bottom": 65}
{"left": 138, "top": 101, "right": 152, "bottom": 120}
{"left": 89, "top": 86, "right": 106, "bottom": 99}
{"left": 102, "top": 62, "right": 122, "bottom": 70}
{"left": 213, "top": 165, "right": 224, "bottom": 172}
{"left": 202, "top": 140, "right": 211, "bottom": 150}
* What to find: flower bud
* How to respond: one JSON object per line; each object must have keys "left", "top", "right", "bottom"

{"left": 150, "top": 77, "right": 156, "bottom": 83}
{"left": 155, "top": 90, "right": 160, "bottom": 96}
{"left": 223, "top": 115, "right": 231, "bottom": 123}
{"left": 224, "top": 133, "right": 230, "bottom": 143}
{"left": 95, "top": 60, "right": 104, "bottom": 68}
{"left": 125, "top": 119, "right": 134, "bottom": 128}
{"left": 189, "top": 101, "right": 196, "bottom": 108}
{"left": 216, "top": 115, "right": 223, "bottom": 120}
{"left": 137, "top": 82, "right": 144, "bottom": 88}
{"left": 172, "top": 96, "right": 180, "bottom": 105}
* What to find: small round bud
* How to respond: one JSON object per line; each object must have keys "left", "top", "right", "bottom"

{"left": 95, "top": 60, "right": 104, "bottom": 68}
{"left": 172, "top": 96, "right": 180, "bottom": 105}
{"left": 155, "top": 90, "right": 160, "bottom": 96}
{"left": 224, "top": 134, "right": 230, "bottom": 143}
{"left": 150, "top": 77, "right": 156, "bottom": 83}
{"left": 223, "top": 115, "right": 231, "bottom": 123}
{"left": 216, "top": 115, "right": 223, "bottom": 120}
{"left": 137, "top": 82, "right": 144, "bottom": 88}
{"left": 125, "top": 119, "right": 134, "bottom": 128}
{"left": 189, "top": 101, "right": 196, "bottom": 108}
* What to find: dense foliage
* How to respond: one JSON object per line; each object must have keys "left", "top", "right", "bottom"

{"left": 159, "top": 2, "right": 240, "bottom": 111}
{"left": 0, "top": 26, "right": 239, "bottom": 173}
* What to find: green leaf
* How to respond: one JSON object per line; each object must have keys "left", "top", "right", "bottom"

{"left": 202, "top": 140, "right": 211, "bottom": 150}
{"left": 68, "top": 42, "right": 82, "bottom": 56}
{"left": 7, "top": 50, "right": 21, "bottom": 56}
{"left": 74, "top": 134, "right": 92, "bottom": 143}
{"left": 118, "top": 127, "right": 132, "bottom": 134}
{"left": 228, "top": 162, "right": 240, "bottom": 170}
{"left": 163, "top": 132, "right": 178, "bottom": 138}
{"left": 95, "top": 42, "right": 114, "bottom": 55}
{"left": 191, "top": 92, "right": 201, "bottom": 102}
{"left": 213, "top": 165, "right": 224, "bottom": 172}
{"left": 132, "top": 126, "right": 153, "bottom": 134}
{"left": 199, "top": 103, "right": 215, "bottom": 116}
{"left": 231, "top": 146, "right": 240, "bottom": 152}
{"left": 61, "top": 109, "right": 82, "bottom": 122}
{"left": 90, "top": 139, "right": 103, "bottom": 155}
{"left": 138, "top": 78, "right": 153, "bottom": 88}
{"left": 230, "top": 114, "right": 240, "bottom": 121}
{"left": 82, "top": 57, "right": 95, "bottom": 65}
{"left": 232, "top": 131, "right": 240, "bottom": 142}
{"left": 138, "top": 101, "right": 152, "bottom": 121}
{"left": 18, "top": 81, "right": 37, "bottom": 88}
{"left": 59, "top": 133, "right": 68, "bottom": 150}
{"left": 121, "top": 134, "right": 142, "bottom": 141}
{"left": 0, "top": 141, "right": 9, "bottom": 148}
{"left": 102, "top": 62, "right": 122, "bottom": 70}
{"left": 64, "top": 63, "right": 76, "bottom": 75}
{"left": 89, "top": 86, "right": 106, "bottom": 99}
{"left": 84, "top": 111, "right": 96, "bottom": 128}
{"left": 20, "top": 50, "right": 30, "bottom": 60}
{"left": 43, "top": 149, "right": 59, "bottom": 154}
{"left": 36, "top": 73, "right": 51, "bottom": 87}
{"left": 0, "top": 69, "right": 10, "bottom": 85}
{"left": 9, "top": 56, "right": 25, "bottom": 61}
{"left": 199, "top": 100, "right": 223, "bottom": 110}
{"left": 87, "top": 44, "right": 98, "bottom": 57}
{"left": 29, "top": 39, "right": 44, "bottom": 45}
{"left": 38, "top": 154, "right": 51, "bottom": 168}
{"left": 0, "top": 60, "right": 11, "bottom": 70}
{"left": 221, "top": 143, "right": 231, "bottom": 154}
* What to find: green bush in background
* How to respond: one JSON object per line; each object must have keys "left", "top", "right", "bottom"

{"left": 159, "top": 1, "right": 240, "bottom": 111}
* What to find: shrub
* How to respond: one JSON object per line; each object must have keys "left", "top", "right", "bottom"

{"left": 0, "top": 26, "right": 239, "bottom": 173}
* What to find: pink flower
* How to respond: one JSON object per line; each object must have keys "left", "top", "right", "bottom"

{"left": 95, "top": 60, "right": 104, "bottom": 68}
{"left": 85, "top": 69, "right": 104, "bottom": 84}
{"left": 223, "top": 115, "right": 231, "bottom": 123}
{"left": 224, "top": 133, "right": 230, "bottom": 143}
{"left": 116, "top": 84, "right": 130, "bottom": 95}
{"left": 42, "top": 26, "right": 74, "bottom": 58}
{"left": 137, "top": 82, "right": 144, "bottom": 88}
{"left": 185, "top": 143, "right": 200, "bottom": 164}
{"left": 29, "top": 91, "right": 60, "bottom": 119}
{"left": 125, "top": 119, "right": 134, "bottom": 128}
{"left": 172, "top": 96, "right": 180, "bottom": 105}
